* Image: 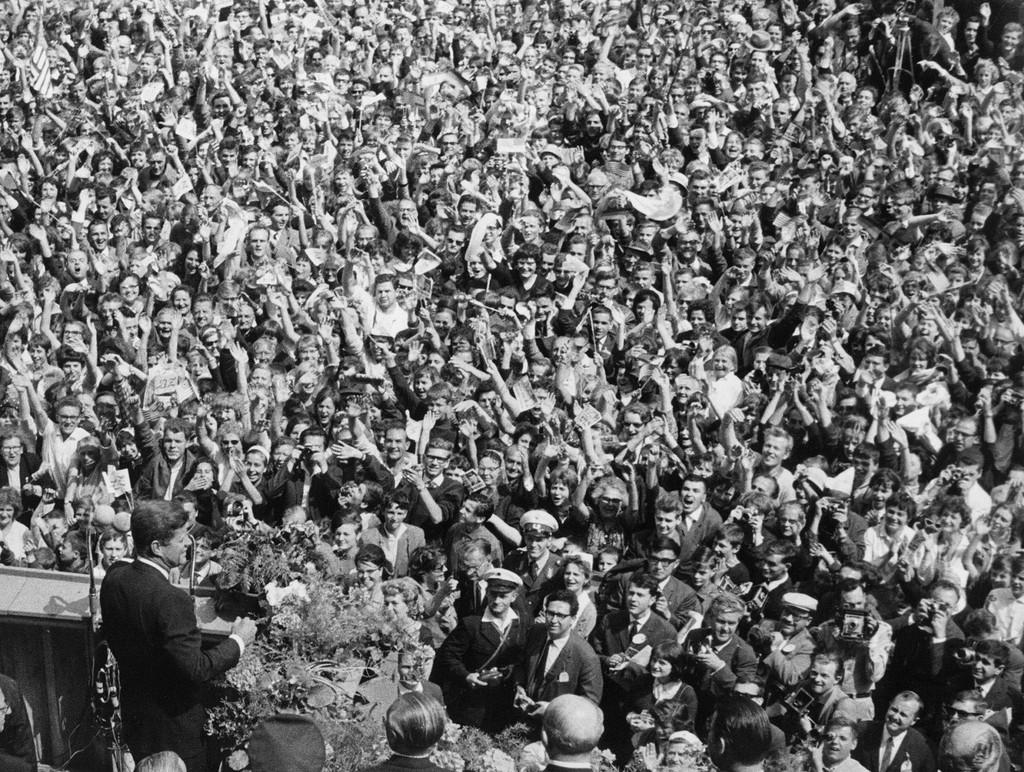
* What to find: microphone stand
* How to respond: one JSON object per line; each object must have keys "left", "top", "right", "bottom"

{"left": 188, "top": 535, "right": 198, "bottom": 598}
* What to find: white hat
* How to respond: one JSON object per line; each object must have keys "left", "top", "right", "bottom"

{"left": 781, "top": 592, "right": 818, "bottom": 614}
{"left": 483, "top": 568, "right": 523, "bottom": 589}
{"left": 520, "top": 510, "right": 559, "bottom": 535}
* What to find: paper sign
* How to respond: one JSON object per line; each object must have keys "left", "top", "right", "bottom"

{"left": 103, "top": 467, "right": 133, "bottom": 498}
{"left": 414, "top": 249, "right": 440, "bottom": 275}
{"left": 496, "top": 137, "right": 526, "bottom": 154}
{"left": 304, "top": 247, "right": 327, "bottom": 266}
{"left": 574, "top": 404, "right": 601, "bottom": 430}
{"left": 171, "top": 175, "right": 193, "bottom": 199}
{"left": 511, "top": 378, "right": 537, "bottom": 411}
{"left": 139, "top": 82, "right": 163, "bottom": 102}
{"left": 175, "top": 116, "right": 197, "bottom": 140}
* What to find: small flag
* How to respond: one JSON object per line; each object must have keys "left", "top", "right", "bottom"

{"left": 28, "top": 33, "right": 53, "bottom": 100}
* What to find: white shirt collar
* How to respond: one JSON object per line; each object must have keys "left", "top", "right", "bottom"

{"left": 137, "top": 557, "right": 170, "bottom": 581}
{"left": 481, "top": 607, "right": 518, "bottom": 631}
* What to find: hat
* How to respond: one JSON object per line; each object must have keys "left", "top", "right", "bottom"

{"left": 781, "top": 592, "right": 818, "bottom": 614}
{"left": 248, "top": 715, "right": 327, "bottom": 772}
{"left": 539, "top": 144, "right": 565, "bottom": 162}
{"left": 766, "top": 352, "right": 796, "bottom": 371}
{"left": 520, "top": 510, "right": 559, "bottom": 535}
{"left": 483, "top": 567, "right": 524, "bottom": 590}
{"left": 748, "top": 30, "right": 780, "bottom": 52}
{"left": 831, "top": 280, "right": 861, "bottom": 303}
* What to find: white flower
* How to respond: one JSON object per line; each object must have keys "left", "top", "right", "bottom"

{"left": 265, "top": 579, "right": 310, "bottom": 607}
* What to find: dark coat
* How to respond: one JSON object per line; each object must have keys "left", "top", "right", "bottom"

{"left": 99, "top": 560, "right": 242, "bottom": 770}
{"left": 516, "top": 625, "right": 603, "bottom": 705}
{"left": 504, "top": 550, "right": 565, "bottom": 617}
{"left": 606, "top": 573, "right": 703, "bottom": 630}
{"left": 589, "top": 610, "right": 676, "bottom": 689}
{"left": 0, "top": 674, "right": 35, "bottom": 772}
{"left": 853, "top": 725, "right": 936, "bottom": 772}
{"left": 430, "top": 613, "right": 527, "bottom": 732}
{"left": 678, "top": 628, "right": 759, "bottom": 724}
{"left": 0, "top": 454, "right": 41, "bottom": 522}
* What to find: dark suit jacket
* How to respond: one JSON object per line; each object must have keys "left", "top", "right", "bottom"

{"left": 504, "top": 550, "right": 564, "bottom": 617}
{"left": 0, "top": 455, "right": 40, "bottom": 522}
{"left": 517, "top": 625, "right": 603, "bottom": 704}
{"left": 360, "top": 525, "right": 426, "bottom": 577}
{"left": 679, "top": 629, "right": 758, "bottom": 722}
{"left": 360, "top": 754, "right": 448, "bottom": 772}
{"left": 134, "top": 450, "right": 200, "bottom": 501}
{"left": 854, "top": 725, "right": 935, "bottom": 772}
{"left": 0, "top": 674, "right": 35, "bottom": 772}
{"left": 589, "top": 610, "right": 676, "bottom": 691}
{"left": 99, "top": 560, "right": 242, "bottom": 765}
{"left": 606, "top": 573, "right": 702, "bottom": 630}
{"left": 674, "top": 507, "right": 723, "bottom": 579}
{"left": 398, "top": 476, "right": 466, "bottom": 543}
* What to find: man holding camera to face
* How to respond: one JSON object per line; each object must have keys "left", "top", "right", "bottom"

{"left": 943, "top": 640, "right": 1023, "bottom": 739}
{"left": 813, "top": 579, "right": 894, "bottom": 722}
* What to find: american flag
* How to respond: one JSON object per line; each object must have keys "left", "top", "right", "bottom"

{"left": 28, "top": 31, "right": 53, "bottom": 100}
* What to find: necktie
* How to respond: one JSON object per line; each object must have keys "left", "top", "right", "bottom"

{"left": 531, "top": 639, "right": 551, "bottom": 695}
{"left": 880, "top": 737, "right": 894, "bottom": 772}
{"left": 629, "top": 621, "right": 639, "bottom": 640}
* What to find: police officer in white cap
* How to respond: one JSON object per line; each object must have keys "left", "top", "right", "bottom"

{"left": 505, "top": 510, "right": 563, "bottom": 617}
{"left": 431, "top": 568, "right": 527, "bottom": 733}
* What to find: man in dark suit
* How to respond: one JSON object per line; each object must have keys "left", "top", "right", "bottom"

{"left": 944, "top": 640, "right": 1023, "bottom": 738}
{"left": 590, "top": 571, "right": 676, "bottom": 755}
{"left": 853, "top": 692, "right": 935, "bottom": 772}
{"left": 0, "top": 674, "right": 35, "bottom": 772}
{"left": 515, "top": 590, "right": 603, "bottom": 715}
{"left": 0, "top": 429, "right": 40, "bottom": 521}
{"left": 134, "top": 418, "right": 201, "bottom": 500}
{"left": 504, "top": 511, "right": 564, "bottom": 617}
{"left": 673, "top": 476, "right": 722, "bottom": 581}
{"left": 431, "top": 568, "right": 528, "bottom": 733}
{"left": 452, "top": 539, "right": 496, "bottom": 619}
{"left": 359, "top": 692, "right": 448, "bottom": 772}
{"left": 606, "top": 537, "right": 703, "bottom": 631}
{"left": 881, "top": 583, "right": 964, "bottom": 714}
{"left": 679, "top": 593, "right": 759, "bottom": 726}
{"left": 395, "top": 437, "right": 466, "bottom": 543}
{"left": 746, "top": 540, "right": 796, "bottom": 623}
{"left": 100, "top": 500, "right": 257, "bottom": 772}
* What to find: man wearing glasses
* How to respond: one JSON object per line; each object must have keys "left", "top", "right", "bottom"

{"left": 13, "top": 387, "right": 89, "bottom": 495}
{"left": 0, "top": 673, "right": 35, "bottom": 771}
{"left": 514, "top": 589, "right": 602, "bottom": 717}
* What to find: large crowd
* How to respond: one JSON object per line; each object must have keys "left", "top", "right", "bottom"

{"left": 0, "top": 0, "right": 1022, "bottom": 768}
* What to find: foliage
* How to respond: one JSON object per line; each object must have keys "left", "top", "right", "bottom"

{"left": 214, "top": 522, "right": 327, "bottom": 594}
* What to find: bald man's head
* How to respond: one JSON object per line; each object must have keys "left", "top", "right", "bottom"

{"left": 940, "top": 721, "right": 1003, "bottom": 772}
{"left": 542, "top": 695, "right": 604, "bottom": 760}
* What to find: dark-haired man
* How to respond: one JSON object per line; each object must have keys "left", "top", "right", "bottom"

{"left": 100, "top": 500, "right": 257, "bottom": 772}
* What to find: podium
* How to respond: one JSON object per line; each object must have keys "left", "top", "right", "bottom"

{"left": 0, "top": 566, "right": 232, "bottom": 769}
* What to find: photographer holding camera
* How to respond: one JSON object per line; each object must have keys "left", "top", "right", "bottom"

{"left": 883, "top": 581, "right": 965, "bottom": 715}
{"left": 769, "top": 650, "right": 857, "bottom": 743}
{"left": 944, "top": 640, "right": 1022, "bottom": 738}
{"left": 814, "top": 578, "right": 893, "bottom": 722}
{"left": 753, "top": 593, "right": 818, "bottom": 701}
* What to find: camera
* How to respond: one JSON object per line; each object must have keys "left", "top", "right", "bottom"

{"left": 228, "top": 501, "right": 245, "bottom": 517}
{"left": 477, "top": 666, "right": 511, "bottom": 685}
{"left": 783, "top": 686, "right": 816, "bottom": 716}
{"left": 835, "top": 609, "right": 871, "bottom": 642}
{"left": 953, "top": 646, "right": 977, "bottom": 666}
{"left": 298, "top": 446, "right": 315, "bottom": 465}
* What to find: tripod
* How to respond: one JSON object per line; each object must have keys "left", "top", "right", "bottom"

{"left": 886, "top": 8, "right": 916, "bottom": 94}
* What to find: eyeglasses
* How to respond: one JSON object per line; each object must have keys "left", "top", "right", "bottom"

{"left": 424, "top": 454, "right": 449, "bottom": 462}
{"left": 544, "top": 610, "right": 572, "bottom": 620}
{"left": 944, "top": 706, "right": 980, "bottom": 719}
{"left": 649, "top": 556, "right": 677, "bottom": 565}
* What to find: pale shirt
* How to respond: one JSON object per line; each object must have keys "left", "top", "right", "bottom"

{"left": 481, "top": 607, "right": 518, "bottom": 636}
{"left": 878, "top": 729, "right": 909, "bottom": 770}
{"left": 707, "top": 372, "right": 743, "bottom": 417}
{"left": 381, "top": 524, "right": 407, "bottom": 570}
{"left": 541, "top": 633, "right": 570, "bottom": 675}
{"left": 41, "top": 424, "right": 89, "bottom": 494}
{"left": 163, "top": 459, "right": 186, "bottom": 501}
{"left": 863, "top": 524, "right": 916, "bottom": 567}
{"left": 0, "top": 520, "right": 30, "bottom": 561}
{"left": 985, "top": 588, "right": 1024, "bottom": 645}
